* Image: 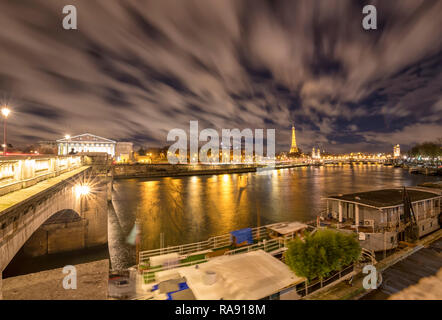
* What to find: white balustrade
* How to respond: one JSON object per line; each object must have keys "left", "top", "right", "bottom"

{"left": 0, "top": 156, "right": 83, "bottom": 194}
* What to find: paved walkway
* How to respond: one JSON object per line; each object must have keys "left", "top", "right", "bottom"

{"left": 2, "top": 259, "right": 109, "bottom": 300}
{"left": 304, "top": 229, "right": 442, "bottom": 300}
{"left": 0, "top": 166, "right": 90, "bottom": 213}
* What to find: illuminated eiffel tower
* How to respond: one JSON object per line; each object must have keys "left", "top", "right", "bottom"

{"left": 289, "top": 125, "right": 299, "bottom": 153}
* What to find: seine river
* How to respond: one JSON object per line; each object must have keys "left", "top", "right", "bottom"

{"left": 108, "top": 164, "right": 440, "bottom": 269}
{"left": 4, "top": 164, "right": 440, "bottom": 275}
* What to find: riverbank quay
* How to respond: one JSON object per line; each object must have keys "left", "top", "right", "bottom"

{"left": 1, "top": 259, "right": 108, "bottom": 300}
{"left": 387, "top": 267, "right": 442, "bottom": 299}
{"left": 303, "top": 228, "right": 442, "bottom": 300}
{"left": 112, "top": 162, "right": 308, "bottom": 179}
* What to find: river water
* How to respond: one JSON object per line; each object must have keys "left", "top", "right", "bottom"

{"left": 108, "top": 164, "right": 440, "bottom": 269}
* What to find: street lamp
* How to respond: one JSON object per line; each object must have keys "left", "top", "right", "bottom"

{"left": 64, "top": 134, "right": 71, "bottom": 155}
{"left": 75, "top": 184, "right": 91, "bottom": 197}
{"left": 1, "top": 106, "right": 11, "bottom": 156}
{"left": 75, "top": 183, "right": 91, "bottom": 216}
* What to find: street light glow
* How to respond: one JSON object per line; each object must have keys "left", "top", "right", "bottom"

{"left": 75, "top": 184, "right": 91, "bottom": 197}
{"left": 65, "top": 134, "right": 71, "bottom": 140}
{"left": 1, "top": 107, "right": 10, "bottom": 118}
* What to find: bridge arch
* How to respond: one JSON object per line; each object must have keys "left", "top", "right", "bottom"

{"left": 0, "top": 181, "right": 81, "bottom": 272}
{"left": 0, "top": 168, "right": 109, "bottom": 274}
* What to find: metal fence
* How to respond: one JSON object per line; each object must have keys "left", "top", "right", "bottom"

{"left": 140, "top": 233, "right": 301, "bottom": 284}
{"left": 275, "top": 264, "right": 355, "bottom": 299}
{"left": 139, "top": 225, "right": 269, "bottom": 262}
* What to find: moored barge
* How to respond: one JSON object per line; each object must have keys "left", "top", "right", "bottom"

{"left": 321, "top": 187, "right": 441, "bottom": 252}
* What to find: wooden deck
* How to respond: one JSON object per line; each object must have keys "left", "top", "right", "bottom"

{"left": 364, "top": 237, "right": 442, "bottom": 299}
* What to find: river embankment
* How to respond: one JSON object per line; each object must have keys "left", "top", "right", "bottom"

{"left": 112, "top": 163, "right": 308, "bottom": 179}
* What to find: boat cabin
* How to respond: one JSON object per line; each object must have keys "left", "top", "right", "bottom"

{"left": 266, "top": 222, "right": 308, "bottom": 239}
{"left": 322, "top": 188, "right": 441, "bottom": 251}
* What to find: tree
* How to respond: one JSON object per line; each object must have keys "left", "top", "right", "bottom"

{"left": 284, "top": 229, "right": 361, "bottom": 281}
{"left": 137, "top": 147, "right": 147, "bottom": 156}
{"left": 407, "top": 141, "right": 442, "bottom": 159}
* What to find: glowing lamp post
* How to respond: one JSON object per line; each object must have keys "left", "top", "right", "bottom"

{"left": 75, "top": 184, "right": 91, "bottom": 197}
{"left": 1, "top": 106, "right": 11, "bottom": 156}
{"left": 75, "top": 184, "right": 91, "bottom": 215}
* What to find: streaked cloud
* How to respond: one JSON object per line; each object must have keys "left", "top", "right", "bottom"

{"left": 0, "top": 0, "right": 440, "bottom": 152}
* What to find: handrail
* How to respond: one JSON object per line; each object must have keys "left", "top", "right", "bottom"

{"left": 141, "top": 236, "right": 291, "bottom": 284}
{"left": 360, "top": 247, "right": 376, "bottom": 264}
{"left": 139, "top": 225, "right": 271, "bottom": 261}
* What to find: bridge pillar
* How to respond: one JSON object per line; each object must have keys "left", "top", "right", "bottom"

{"left": 19, "top": 177, "right": 110, "bottom": 257}
{"left": 83, "top": 179, "right": 109, "bottom": 248}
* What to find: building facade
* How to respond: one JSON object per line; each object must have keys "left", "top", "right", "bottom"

{"left": 394, "top": 144, "right": 400, "bottom": 158}
{"left": 312, "top": 147, "right": 321, "bottom": 160}
{"left": 57, "top": 133, "right": 116, "bottom": 156}
{"left": 115, "top": 142, "right": 133, "bottom": 162}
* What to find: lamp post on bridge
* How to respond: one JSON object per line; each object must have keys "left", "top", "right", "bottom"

{"left": 1, "top": 106, "right": 11, "bottom": 156}
{"left": 75, "top": 184, "right": 91, "bottom": 216}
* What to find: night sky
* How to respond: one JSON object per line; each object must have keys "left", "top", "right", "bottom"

{"left": 0, "top": 0, "right": 441, "bottom": 153}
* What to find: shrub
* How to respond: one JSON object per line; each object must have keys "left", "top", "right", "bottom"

{"left": 284, "top": 229, "right": 361, "bottom": 281}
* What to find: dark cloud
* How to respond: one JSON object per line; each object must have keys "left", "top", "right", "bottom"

{"left": 0, "top": 0, "right": 441, "bottom": 152}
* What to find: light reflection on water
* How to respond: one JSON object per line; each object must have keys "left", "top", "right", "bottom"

{"left": 109, "top": 165, "right": 439, "bottom": 268}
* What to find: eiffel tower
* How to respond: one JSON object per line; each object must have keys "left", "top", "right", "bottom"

{"left": 290, "top": 125, "right": 299, "bottom": 153}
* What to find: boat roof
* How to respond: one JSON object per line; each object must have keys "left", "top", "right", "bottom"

{"left": 267, "top": 221, "right": 308, "bottom": 235}
{"left": 325, "top": 188, "right": 440, "bottom": 209}
{"left": 174, "top": 250, "right": 304, "bottom": 300}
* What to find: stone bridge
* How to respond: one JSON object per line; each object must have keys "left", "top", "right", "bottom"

{"left": 320, "top": 158, "right": 387, "bottom": 165}
{"left": 0, "top": 156, "right": 111, "bottom": 298}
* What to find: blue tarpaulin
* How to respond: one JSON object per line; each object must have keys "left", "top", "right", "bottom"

{"left": 230, "top": 228, "right": 253, "bottom": 245}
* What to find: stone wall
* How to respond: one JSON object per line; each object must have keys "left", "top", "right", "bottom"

{"left": 21, "top": 180, "right": 109, "bottom": 257}
{"left": 112, "top": 163, "right": 305, "bottom": 178}
{"left": 23, "top": 220, "right": 87, "bottom": 256}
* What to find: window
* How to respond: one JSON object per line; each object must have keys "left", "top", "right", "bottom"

{"left": 422, "top": 225, "right": 424, "bottom": 231}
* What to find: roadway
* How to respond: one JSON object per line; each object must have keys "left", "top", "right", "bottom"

{"left": 0, "top": 166, "right": 90, "bottom": 214}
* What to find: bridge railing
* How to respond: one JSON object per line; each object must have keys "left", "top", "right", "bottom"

{"left": 0, "top": 165, "right": 91, "bottom": 244}
{"left": 0, "top": 155, "right": 82, "bottom": 196}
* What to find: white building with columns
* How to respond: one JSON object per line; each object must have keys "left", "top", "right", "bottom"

{"left": 57, "top": 133, "right": 116, "bottom": 157}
